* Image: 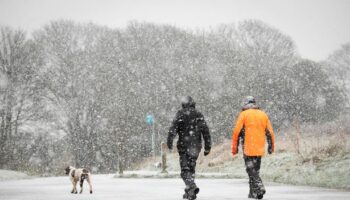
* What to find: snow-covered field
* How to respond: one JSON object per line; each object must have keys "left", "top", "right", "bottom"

{"left": 0, "top": 174, "right": 349, "bottom": 200}
{"left": 137, "top": 133, "right": 350, "bottom": 190}
{"left": 114, "top": 170, "right": 232, "bottom": 179}
{"left": 0, "top": 170, "right": 32, "bottom": 181}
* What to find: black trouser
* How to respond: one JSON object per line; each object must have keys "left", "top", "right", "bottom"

{"left": 179, "top": 150, "right": 199, "bottom": 187}
{"left": 244, "top": 155, "right": 265, "bottom": 194}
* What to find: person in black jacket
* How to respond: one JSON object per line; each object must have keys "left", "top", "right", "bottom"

{"left": 167, "top": 96, "right": 211, "bottom": 200}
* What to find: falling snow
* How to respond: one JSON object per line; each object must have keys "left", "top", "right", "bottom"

{"left": 0, "top": 20, "right": 349, "bottom": 184}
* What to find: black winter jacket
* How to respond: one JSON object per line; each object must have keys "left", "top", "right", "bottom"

{"left": 167, "top": 106, "right": 211, "bottom": 153}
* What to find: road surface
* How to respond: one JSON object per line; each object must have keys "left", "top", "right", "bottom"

{"left": 0, "top": 174, "right": 349, "bottom": 200}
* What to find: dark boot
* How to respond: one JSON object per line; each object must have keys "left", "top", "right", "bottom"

{"left": 248, "top": 193, "right": 257, "bottom": 199}
{"left": 256, "top": 182, "right": 266, "bottom": 199}
{"left": 183, "top": 187, "right": 190, "bottom": 199}
{"left": 187, "top": 184, "right": 199, "bottom": 200}
{"left": 248, "top": 181, "right": 257, "bottom": 199}
{"left": 257, "top": 193, "right": 264, "bottom": 199}
{"left": 248, "top": 179, "right": 266, "bottom": 199}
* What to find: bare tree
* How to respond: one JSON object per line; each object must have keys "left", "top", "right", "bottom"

{"left": 0, "top": 27, "right": 43, "bottom": 169}
{"left": 324, "top": 43, "right": 350, "bottom": 105}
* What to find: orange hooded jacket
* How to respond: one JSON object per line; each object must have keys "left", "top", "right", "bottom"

{"left": 231, "top": 108, "right": 275, "bottom": 156}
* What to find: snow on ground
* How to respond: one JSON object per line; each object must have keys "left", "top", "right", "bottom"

{"left": 136, "top": 137, "right": 350, "bottom": 190}
{"left": 0, "top": 170, "right": 32, "bottom": 181}
{"left": 0, "top": 174, "right": 349, "bottom": 200}
{"left": 114, "top": 170, "right": 232, "bottom": 179}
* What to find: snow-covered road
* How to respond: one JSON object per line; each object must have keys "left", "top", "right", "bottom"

{"left": 0, "top": 174, "right": 349, "bottom": 200}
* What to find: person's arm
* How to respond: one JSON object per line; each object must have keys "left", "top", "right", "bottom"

{"left": 167, "top": 111, "right": 181, "bottom": 150}
{"left": 231, "top": 112, "right": 245, "bottom": 155}
{"left": 265, "top": 117, "right": 275, "bottom": 154}
{"left": 198, "top": 113, "right": 211, "bottom": 156}
{"left": 237, "top": 127, "right": 245, "bottom": 152}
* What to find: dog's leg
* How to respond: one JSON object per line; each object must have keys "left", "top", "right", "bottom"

{"left": 73, "top": 180, "right": 78, "bottom": 194}
{"left": 71, "top": 180, "right": 75, "bottom": 193}
{"left": 80, "top": 178, "right": 84, "bottom": 194}
{"left": 87, "top": 174, "right": 93, "bottom": 194}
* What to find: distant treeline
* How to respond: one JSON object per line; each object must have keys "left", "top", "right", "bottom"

{"left": 0, "top": 20, "right": 348, "bottom": 174}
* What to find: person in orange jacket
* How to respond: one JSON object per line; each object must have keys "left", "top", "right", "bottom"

{"left": 231, "top": 96, "right": 275, "bottom": 199}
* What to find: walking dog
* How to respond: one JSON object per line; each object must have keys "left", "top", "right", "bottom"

{"left": 65, "top": 166, "right": 93, "bottom": 194}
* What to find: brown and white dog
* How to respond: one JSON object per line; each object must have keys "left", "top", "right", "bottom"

{"left": 65, "top": 166, "right": 93, "bottom": 194}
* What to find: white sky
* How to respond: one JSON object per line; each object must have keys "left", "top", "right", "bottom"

{"left": 0, "top": 0, "right": 349, "bottom": 61}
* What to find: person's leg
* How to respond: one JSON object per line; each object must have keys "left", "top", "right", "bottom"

{"left": 180, "top": 152, "right": 191, "bottom": 186}
{"left": 180, "top": 152, "right": 192, "bottom": 199}
{"left": 180, "top": 151, "right": 199, "bottom": 199}
{"left": 255, "top": 157, "right": 265, "bottom": 198}
{"left": 245, "top": 156, "right": 263, "bottom": 198}
{"left": 188, "top": 154, "right": 198, "bottom": 186}
{"left": 186, "top": 153, "right": 199, "bottom": 200}
{"left": 244, "top": 156, "right": 255, "bottom": 198}
{"left": 245, "top": 156, "right": 266, "bottom": 199}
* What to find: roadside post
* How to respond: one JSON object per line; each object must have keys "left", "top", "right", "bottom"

{"left": 161, "top": 142, "right": 168, "bottom": 174}
{"left": 146, "top": 114, "right": 156, "bottom": 159}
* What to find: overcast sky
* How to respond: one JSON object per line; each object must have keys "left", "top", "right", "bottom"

{"left": 0, "top": 0, "right": 349, "bottom": 61}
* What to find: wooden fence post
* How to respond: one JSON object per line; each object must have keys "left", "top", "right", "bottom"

{"left": 161, "top": 142, "right": 168, "bottom": 174}
{"left": 117, "top": 142, "right": 124, "bottom": 175}
{"left": 293, "top": 117, "right": 304, "bottom": 158}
